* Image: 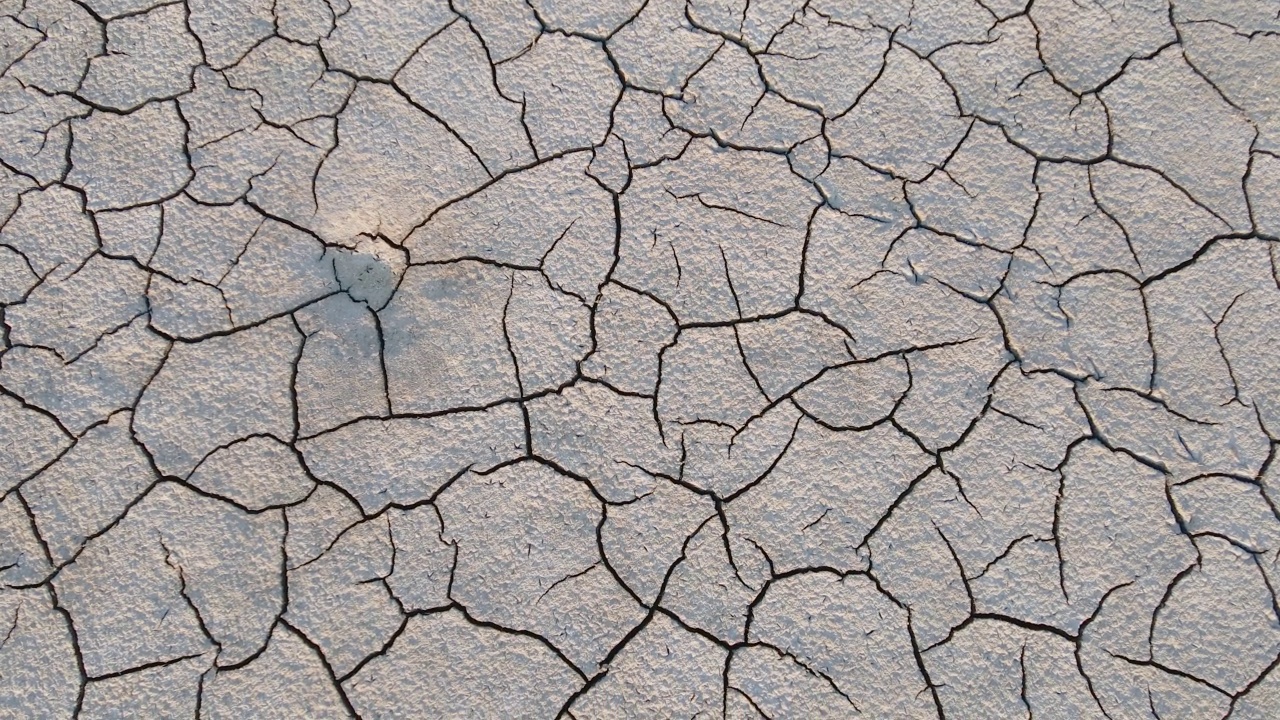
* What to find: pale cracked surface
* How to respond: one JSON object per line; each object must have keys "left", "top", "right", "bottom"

{"left": 1, "top": 0, "right": 1279, "bottom": 718}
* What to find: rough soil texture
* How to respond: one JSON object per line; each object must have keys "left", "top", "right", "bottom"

{"left": 2, "top": 0, "right": 1280, "bottom": 717}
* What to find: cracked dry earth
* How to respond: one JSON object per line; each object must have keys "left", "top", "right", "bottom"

{"left": 3, "top": 0, "right": 1280, "bottom": 719}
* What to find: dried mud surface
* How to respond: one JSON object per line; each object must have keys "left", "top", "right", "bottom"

{"left": 2, "top": 0, "right": 1280, "bottom": 717}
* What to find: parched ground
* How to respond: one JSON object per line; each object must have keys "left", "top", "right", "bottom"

{"left": 1, "top": 0, "right": 1279, "bottom": 717}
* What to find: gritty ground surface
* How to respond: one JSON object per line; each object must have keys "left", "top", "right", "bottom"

{"left": 0, "top": 0, "right": 1279, "bottom": 718}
